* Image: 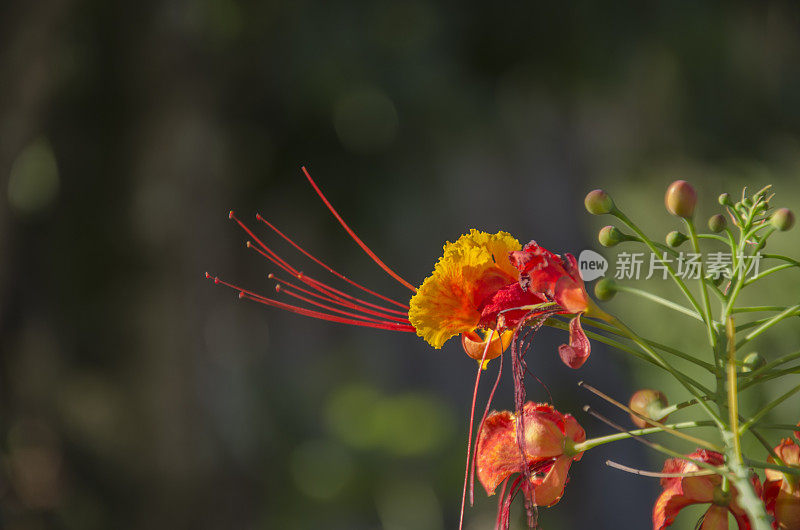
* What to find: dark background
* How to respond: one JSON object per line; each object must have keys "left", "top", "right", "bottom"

{"left": 2, "top": 2, "right": 800, "bottom": 529}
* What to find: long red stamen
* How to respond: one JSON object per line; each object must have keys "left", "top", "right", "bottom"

{"left": 470, "top": 349, "right": 504, "bottom": 505}
{"left": 269, "top": 274, "right": 411, "bottom": 324}
{"left": 300, "top": 274, "right": 409, "bottom": 315}
{"left": 459, "top": 332, "right": 495, "bottom": 530}
{"left": 257, "top": 213, "right": 410, "bottom": 309}
{"left": 206, "top": 273, "right": 415, "bottom": 332}
{"left": 275, "top": 284, "right": 404, "bottom": 326}
{"left": 232, "top": 210, "right": 410, "bottom": 314}
{"left": 301, "top": 166, "right": 417, "bottom": 293}
{"left": 243, "top": 237, "right": 410, "bottom": 319}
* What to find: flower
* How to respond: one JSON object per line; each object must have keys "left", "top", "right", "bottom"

{"left": 475, "top": 402, "right": 585, "bottom": 511}
{"left": 509, "top": 241, "right": 593, "bottom": 368}
{"left": 653, "top": 449, "right": 761, "bottom": 530}
{"left": 409, "top": 234, "right": 593, "bottom": 368}
{"left": 208, "top": 168, "right": 593, "bottom": 368}
{"left": 408, "top": 230, "right": 546, "bottom": 362}
{"left": 763, "top": 427, "right": 800, "bottom": 529}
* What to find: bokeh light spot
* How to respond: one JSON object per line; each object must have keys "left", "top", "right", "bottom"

{"left": 374, "top": 393, "right": 451, "bottom": 456}
{"left": 333, "top": 87, "right": 399, "bottom": 153}
{"left": 290, "top": 440, "right": 354, "bottom": 500}
{"left": 324, "top": 383, "right": 383, "bottom": 450}
{"left": 375, "top": 478, "right": 443, "bottom": 530}
{"left": 8, "top": 137, "right": 60, "bottom": 215}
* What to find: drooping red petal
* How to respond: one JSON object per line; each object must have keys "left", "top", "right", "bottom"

{"left": 558, "top": 314, "right": 591, "bottom": 369}
{"left": 476, "top": 410, "right": 520, "bottom": 495}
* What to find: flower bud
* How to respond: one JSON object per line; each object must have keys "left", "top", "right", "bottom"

{"left": 629, "top": 389, "right": 668, "bottom": 429}
{"left": 718, "top": 193, "right": 733, "bottom": 207}
{"left": 742, "top": 197, "right": 753, "bottom": 208}
{"left": 584, "top": 189, "right": 615, "bottom": 215}
{"left": 665, "top": 180, "right": 697, "bottom": 218}
{"left": 707, "top": 214, "right": 726, "bottom": 233}
{"left": 594, "top": 278, "right": 617, "bottom": 301}
{"left": 742, "top": 352, "right": 766, "bottom": 373}
{"left": 666, "top": 230, "right": 688, "bottom": 247}
{"left": 771, "top": 208, "right": 795, "bottom": 231}
{"left": 598, "top": 226, "right": 625, "bottom": 247}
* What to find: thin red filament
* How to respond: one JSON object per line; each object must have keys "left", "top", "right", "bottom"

{"left": 301, "top": 166, "right": 417, "bottom": 293}
{"left": 256, "top": 213, "right": 409, "bottom": 309}
{"left": 206, "top": 273, "right": 414, "bottom": 332}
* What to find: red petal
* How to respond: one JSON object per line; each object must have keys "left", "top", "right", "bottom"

{"left": 558, "top": 315, "right": 591, "bottom": 369}
{"left": 478, "top": 283, "right": 547, "bottom": 330}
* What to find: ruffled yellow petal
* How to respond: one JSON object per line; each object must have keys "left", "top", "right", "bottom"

{"left": 408, "top": 230, "right": 521, "bottom": 348}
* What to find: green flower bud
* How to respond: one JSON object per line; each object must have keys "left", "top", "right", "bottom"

{"left": 666, "top": 230, "right": 688, "bottom": 247}
{"left": 707, "top": 214, "right": 726, "bottom": 233}
{"left": 598, "top": 225, "right": 625, "bottom": 247}
{"left": 742, "top": 352, "right": 766, "bottom": 373}
{"left": 665, "top": 180, "right": 697, "bottom": 218}
{"left": 742, "top": 197, "right": 753, "bottom": 208}
{"left": 584, "top": 189, "right": 615, "bottom": 215}
{"left": 629, "top": 389, "right": 669, "bottom": 429}
{"left": 594, "top": 278, "right": 617, "bottom": 301}
{"left": 771, "top": 208, "right": 795, "bottom": 231}
{"left": 718, "top": 193, "right": 733, "bottom": 207}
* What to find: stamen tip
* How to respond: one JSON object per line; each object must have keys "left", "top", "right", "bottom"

{"left": 582, "top": 405, "right": 591, "bottom": 412}
{"left": 255, "top": 213, "right": 263, "bottom": 221}
{"left": 275, "top": 284, "right": 282, "bottom": 292}
{"left": 246, "top": 241, "right": 252, "bottom": 248}
{"left": 214, "top": 277, "right": 220, "bottom": 284}
{"left": 267, "top": 273, "right": 275, "bottom": 279}
{"left": 205, "top": 272, "right": 211, "bottom": 279}
{"left": 228, "top": 210, "right": 235, "bottom": 219}
{"left": 238, "top": 291, "right": 245, "bottom": 299}
{"left": 577, "top": 380, "right": 585, "bottom": 387}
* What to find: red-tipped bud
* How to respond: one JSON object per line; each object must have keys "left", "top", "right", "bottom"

{"left": 708, "top": 214, "right": 726, "bottom": 233}
{"left": 771, "top": 208, "right": 795, "bottom": 231}
{"left": 629, "top": 389, "right": 668, "bottom": 428}
{"left": 598, "top": 226, "right": 625, "bottom": 247}
{"left": 584, "top": 189, "right": 615, "bottom": 215}
{"left": 665, "top": 180, "right": 697, "bottom": 218}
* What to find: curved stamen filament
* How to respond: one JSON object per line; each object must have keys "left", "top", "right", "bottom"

{"left": 302, "top": 166, "right": 417, "bottom": 293}
{"left": 256, "top": 212, "right": 410, "bottom": 309}
{"left": 206, "top": 273, "right": 415, "bottom": 332}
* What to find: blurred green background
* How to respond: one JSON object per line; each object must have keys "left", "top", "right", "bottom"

{"left": 1, "top": 1, "right": 799, "bottom": 529}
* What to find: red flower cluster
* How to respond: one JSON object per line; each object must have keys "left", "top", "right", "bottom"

{"left": 475, "top": 402, "right": 585, "bottom": 529}
{"left": 654, "top": 450, "right": 761, "bottom": 530}
{"left": 763, "top": 427, "right": 800, "bottom": 529}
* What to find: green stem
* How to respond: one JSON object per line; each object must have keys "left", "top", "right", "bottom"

{"left": 573, "top": 421, "right": 712, "bottom": 452}
{"left": 685, "top": 218, "right": 716, "bottom": 348}
{"left": 595, "top": 310, "right": 724, "bottom": 427}
{"left": 744, "top": 263, "right": 794, "bottom": 286}
{"left": 745, "top": 459, "right": 800, "bottom": 477}
{"left": 736, "top": 304, "right": 800, "bottom": 349}
{"left": 614, "top": 284, "right": 702, "bottom": 321}
{"left": 580, "top": 317, "right": 715, "bottom": 371}
{"left": 739, "top": 384, "right": 800, "bottom": 435}
{"left": 739, "top": 366, "right": 800, "bottom": 391}
{"left": 612, "top": 208, "right": 704, "bottom": 316}
{"left": 731, "top": 305, "right": 793, "bottom": 313}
